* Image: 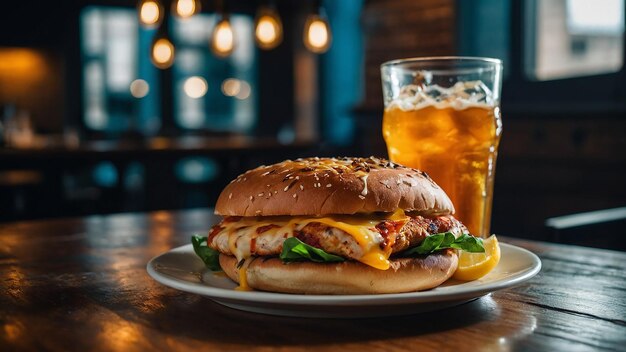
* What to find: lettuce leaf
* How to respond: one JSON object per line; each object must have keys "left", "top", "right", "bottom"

{"left": 191, "top": 235, "right": 222, "bottom": 271}
{"left": 193, "top": 232, "right": 483, "bottom": 269}
{"left": 280, "top": 237, "right": 345, "bottom": 263}
{"left": 403, "top": 233, "right": 485, "bottom": 256}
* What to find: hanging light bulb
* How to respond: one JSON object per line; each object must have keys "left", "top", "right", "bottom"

{"left": 254, "top": 5, "right": 283, "bottom": 50}
{"left": 173, "top": 0, "right": 200, "bottom": 19}
{"left": 303, "top": 6, "right": 332, "bottom": 54}
{"left": 151, "top": 34, "right": 175, "bottom": 69}
{"left": 211, "top": 15, "right": 235, "bottom": 57}
{"left": 138, "top": 0, "right": 163, "bottom": 27}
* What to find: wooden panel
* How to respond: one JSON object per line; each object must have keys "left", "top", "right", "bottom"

{"left": 360, "top": 0, "right": 457, "bottom": 110}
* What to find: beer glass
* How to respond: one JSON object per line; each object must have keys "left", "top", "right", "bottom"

{"left": 381, "top": 57, "right": 502, "bottom": 237}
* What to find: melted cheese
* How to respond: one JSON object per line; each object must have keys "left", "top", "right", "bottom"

{"left": 235, "top": 259, "right": 252, "bottom": 291}
{"left": 297, "top": 216, "right": 391, "bottom": 270}
{"left": 217, "top": 210, "right": 409, "bottom": 274}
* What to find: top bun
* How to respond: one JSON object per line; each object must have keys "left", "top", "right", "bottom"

{"left": 215, "top": 157, "right": 454, "bottom": 217}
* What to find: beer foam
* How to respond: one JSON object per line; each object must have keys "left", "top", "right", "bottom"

{"left": 387, "top": 80, "right": 496, "bottom": 111}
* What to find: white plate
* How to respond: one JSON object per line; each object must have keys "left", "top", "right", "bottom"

{"left": 147, "top": 243, "right": 541, "bottom": 318}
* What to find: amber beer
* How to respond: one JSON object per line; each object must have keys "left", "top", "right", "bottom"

{"left": 381, "top": 57, "right": 503, "bottom": 237}
{"left": 383, "top": 104, "right": 501, "bottom": 236}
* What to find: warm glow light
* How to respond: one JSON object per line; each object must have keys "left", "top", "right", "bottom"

{"left": 221, "top": 78, "right": 241, "bottom": 96}
{"left": 183, "top": 76, "right": 208, "bottom": 98}
{"left": 0, "top": 49, "right": 46, "bottom": 75}
{"left": 151, "top": 38, "right": 175, "bottom": 69}
{"left": 130, "top": 79, "right": 150, "bottom": 98}
{"left": 304, "top": 15, "right": 332, "bottom": 53}
{"left": 174, "top": 0, "right": 199, "bottom": 19}
{"left": 211, "top": 18, "right": 235, "bottom": 57}
{"left": 0, "top": 49, "right": 48, "bottom": 104}
{"left": 235, "top": 80, "right": 251, "bottom": 100}
{"left": 138, "top": 0, "right": 162, "bottom": 26}
{"left": 255, "top": 8, "right": 283, "bottom": 49}
{"left": 221, "top": 78, "right": 250, "bottom": 99}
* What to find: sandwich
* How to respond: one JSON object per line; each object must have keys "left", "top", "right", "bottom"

{"left": 192, "top": 156, "right": 487, "bottom": 294}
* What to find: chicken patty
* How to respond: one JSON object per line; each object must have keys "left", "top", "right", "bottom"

{"left": 208, "top": 215, "right": 468, "bottom": 261}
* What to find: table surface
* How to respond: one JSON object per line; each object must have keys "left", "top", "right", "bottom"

{"left": 1, "top": 209, "right": 625, "bottom": 351}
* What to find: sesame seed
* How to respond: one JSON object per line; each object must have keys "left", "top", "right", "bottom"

{"left": 326, "top": 184, "right": 332, "bottom": 188}
{"left": 295, "top": 176, "right": 300, "bottom": 180}
{"left": 283, "top": 186, "right": 289, "bottom": 192}
{"left": 292, "top": 194, "right": 297, "bottom": 198}
{"left": 358, "top": 195, "right": 366, "bottom": 200}
{"left": 258, "top": 193, "right": 264, "bottom": 197}
{"left": 255, "top": 210, "right": 262, "bottom": 215}
{"left": 228, "top": 193, "right": 233, "bottom": 199}
{"left": 249, "top": 196, "right": 254, "bottom": 201}
{"left": 299, "top": 184, "right": 304, "bottom": 191}
{"left": 274, "top": 191, "right": 278, "bottom": 194}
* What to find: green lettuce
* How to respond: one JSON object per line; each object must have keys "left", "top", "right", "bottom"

{"left": 193, "top": 232, "right": 483, "bottom": 269}
{"left": 191, "top": 235, "right": 222, "bottom": 271}
{"left": 280, "top": 237, "right": 345, "bottom": 263}
{"left": 403, "top": 233, "right": 485, "bottom": 256}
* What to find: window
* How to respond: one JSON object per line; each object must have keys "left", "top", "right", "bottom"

{"left": 526, "top": 0, "right": 625, "bottom": 80}
{"left": 80, "top": 7, "right": 257, "bottom": 135}
{"left": 81, "top": 7, "right": 161, "bottom": 134}
{"left": 171, "top": 14, "right": 257, "bottom": 132}
{"left": 458, "top": 0, "right": 626, "bottom": 109}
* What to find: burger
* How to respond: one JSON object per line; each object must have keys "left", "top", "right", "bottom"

{"left": 192, "top": 157, "right": 485, "bottom": 294}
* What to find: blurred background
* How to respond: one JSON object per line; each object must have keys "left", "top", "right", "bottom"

{"left": 1, "top": 0, "right": 625, "bottom": 249}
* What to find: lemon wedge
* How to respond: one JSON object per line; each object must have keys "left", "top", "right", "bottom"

{"left": 452, "top": 235, "right": 501, "bottom": 281}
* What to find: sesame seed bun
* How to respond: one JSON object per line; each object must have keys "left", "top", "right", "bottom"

{"left": 215, "top": 157, "right": 455, "bottom": 217}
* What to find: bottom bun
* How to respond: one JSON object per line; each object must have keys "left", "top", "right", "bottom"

{"left": 219, "top": 250, "right": 458, "bottom": 294}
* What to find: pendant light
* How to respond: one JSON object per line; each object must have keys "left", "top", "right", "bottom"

{"left": 303, "top": 1, "right": 332, "bottom": 54}
{"left": 173, "top": 0, "right": 200, "bottom": 19}
{"left": 150, "top": 21, "right": 175, "bottom": 69}
{"left": 138, "top": 0, "right": 164, "bottom": 27}
{"left": 210, "top": 1, "right": 235, "bottom": 57}
{"left": 254, "top": 1, "right": 283, "bottom": 50}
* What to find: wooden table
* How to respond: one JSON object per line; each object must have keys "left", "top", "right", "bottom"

{"left": 1, "top": 210, "right": 625, "bottom": 351}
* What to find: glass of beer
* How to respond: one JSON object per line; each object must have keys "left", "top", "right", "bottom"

{"left": 381, "top": 57, "right": 503, "bottom": 237}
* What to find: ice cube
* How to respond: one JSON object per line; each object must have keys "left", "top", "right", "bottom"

{"left": 391, "top": 79, "right": 495, "bottom": 110}
{"left": 461, "top": 81, "right": 493, "bottom": 104}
